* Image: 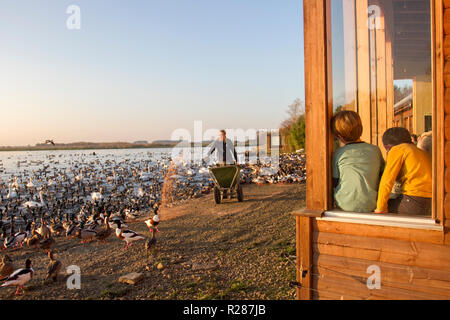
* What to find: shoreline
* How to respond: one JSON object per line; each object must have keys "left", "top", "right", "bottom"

{"left": 0, "top": 145, "right": 176, "bottom": 152}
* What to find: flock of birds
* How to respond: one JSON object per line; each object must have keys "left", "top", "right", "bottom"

{"left": 0, "top": 149, "right": 306, "bottom": 296}
{"left": 0, "top": 202, "right": 161, "bottom": 296}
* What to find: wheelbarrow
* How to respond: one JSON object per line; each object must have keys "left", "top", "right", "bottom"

{"left": 208, "top": 164, "right": 244, "bottom": 204}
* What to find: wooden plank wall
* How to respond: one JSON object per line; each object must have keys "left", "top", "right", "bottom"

{"left": 311, "top": 220, "right": 450, "bottom": 300}
{"left": 443, "top": 0, "right": 450, "bottom": 230}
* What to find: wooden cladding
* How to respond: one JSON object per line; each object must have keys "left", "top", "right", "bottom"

{"left": 442, "top": 0, "right": 450, "bottom": 228}
{"left": 312, "top": 220, "right": 450, "bottom": 300}
{"left": 304, "top": 0, "right": 332, "bottom": 212}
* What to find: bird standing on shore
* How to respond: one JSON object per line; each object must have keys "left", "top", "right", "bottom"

{"left": 115, "top": 220, "right": 144, "bottom": 250}
{"left": 0, "top": 255, "right": 14, "bottom": 280}
{"left": 144, "top": 212, "right": 160, "bottom": 233}
{"left": 95, "top": 216, "right": 112, "bottom": 244}
{"left": 145, "top": 231, "right": 156, "bottom": 251}
{"left": 44, "top": 251, "right": 62, "bottom": 283}
{"left": 1, "top": 259, "right": 34, "bottom": 296}
{"left": 39, "top": 231, "right": 55, "bottom": 252}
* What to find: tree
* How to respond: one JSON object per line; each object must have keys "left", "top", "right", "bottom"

{"left": 281, "top": 98, "right": 304, "bottom": 129}
{"left": 280, "top": 98, "right": 305, "bottom": 152}
{"left": 289, "top": 115, "right": 306, "bottom": 151}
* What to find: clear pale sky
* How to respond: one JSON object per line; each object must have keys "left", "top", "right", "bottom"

{"left": 0, "top": 0, "right": 304, "bottom": 146}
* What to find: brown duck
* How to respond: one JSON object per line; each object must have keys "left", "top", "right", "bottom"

{"left": 27, "top": 225, "right": 42, "bottom": 248}
{"left": 39, "top": 231, "right": 55, "bottom": 252}
{"left": 44, "top": 251, "right": 62, "bottom": 283}
{"left": 0, "top": 255, "right": 14, "bottom": 280}
{"left": 95, "top": 216, "right": 111, "bottom": 244}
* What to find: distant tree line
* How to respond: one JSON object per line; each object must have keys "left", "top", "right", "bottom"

{"left": 280, "top": 98, "right": 305, "bottom": 153}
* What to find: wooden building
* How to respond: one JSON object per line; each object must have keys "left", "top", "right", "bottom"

{"left": 293, "top": 0, "right": 450, "bottom": 300}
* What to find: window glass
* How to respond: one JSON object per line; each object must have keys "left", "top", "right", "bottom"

{"left": 328, "top": 0, "right": 433, "bottom": 217}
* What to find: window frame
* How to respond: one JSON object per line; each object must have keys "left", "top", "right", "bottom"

{"left": 315, "top": 0, "right": 444, "bottom": 225}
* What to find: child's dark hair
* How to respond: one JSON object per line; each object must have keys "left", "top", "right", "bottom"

{"left": 382, "top": 127, "right": 412, "bottom": 147}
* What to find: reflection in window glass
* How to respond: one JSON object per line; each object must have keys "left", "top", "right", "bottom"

{"left": 329, "top": 0, "right": 433, "bottom": 145}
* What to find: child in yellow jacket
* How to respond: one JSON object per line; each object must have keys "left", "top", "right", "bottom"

{"left": 375, "top": 127, "right": 432, "bottom": 216}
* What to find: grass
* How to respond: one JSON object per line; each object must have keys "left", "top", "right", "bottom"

{"left": 229, "top": 280, "right": 249, "bottom": 292}
{"left": 100, "top": 287, "right": 130, "bottom": 299}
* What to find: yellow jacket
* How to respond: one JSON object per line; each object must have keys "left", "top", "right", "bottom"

{"left": 376, "top": 143, "right": 432, "bottom": 212}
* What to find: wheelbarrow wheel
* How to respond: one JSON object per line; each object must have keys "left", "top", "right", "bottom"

{"left": 237, "top": 184, "right": 244, "bottom": 202}
{"left": 214, "top": 187, "right": 222, "bottom": 204}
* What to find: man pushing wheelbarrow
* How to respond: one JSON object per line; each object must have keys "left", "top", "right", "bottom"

{"left": 205, "top": 130, "right": 243, "bottom": 204}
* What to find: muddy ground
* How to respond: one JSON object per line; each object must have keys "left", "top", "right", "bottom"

{"left": 0, "top": 184, "right": 305, "bottom": 300}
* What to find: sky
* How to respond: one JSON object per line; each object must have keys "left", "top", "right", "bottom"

{"left": 0, "top": 0, "right": 304, "bottom": 146}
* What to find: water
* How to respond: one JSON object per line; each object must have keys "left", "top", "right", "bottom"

{"left": 0, "top": 146, "right": 252, "bottom": 182}
{"left": 0, "top": 148, "right": 175, "bottom": 181}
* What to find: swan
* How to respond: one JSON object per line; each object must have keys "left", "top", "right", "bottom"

{"left": 26, "top": 178, "right": 34, "bottom": 189}
{"left": 90, "top": 192, "right": 102, "bottom": 202}
{"left": 6, "top": 184, "right": 17, "bottom": 199}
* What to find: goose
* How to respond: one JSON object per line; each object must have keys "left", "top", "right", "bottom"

{"left": 1, "top": 259, "right": 34, "bottom": 296}
{"left": 115, "top": 220, "right": 144, "bottom": 250}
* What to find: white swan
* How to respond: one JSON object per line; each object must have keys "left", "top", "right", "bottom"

{"left": 6, "top": 184, "right": 17, "bottom": 199}
{"left": 91, "top": 192, "right": 102, "bottom": 201}
{"left": 26, "top": 178, "right": 34, "bottom": 189}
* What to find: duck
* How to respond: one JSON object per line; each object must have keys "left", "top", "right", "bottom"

{"left": 1, "top": 258, "right": 34, "bottom": 296}
{"left": 37, "top": 218, "right": 50, "bottom": 239}
{"left": 4, "top": 230, "right": 27, "bottom": 249}
{"left": 95, "top": 216, "right": 112, "bottom": 244}
{"left": 39, "top": 232, "right": 55, "bottom": 252}
{"left": 64, "top": 222, "right": 79, "bottom": 238}
{"left": 115, "top": 220, "right": 145, "bottom": 250}
{"left": 125, "top": 209, "right": 139, "bottom": 221}
{"left": 76, "top": 223, "right": 97, "bottom": 244}
{"left": 49, "top": 218, "right": 65, "bottom": 236}
{"left": 145, "top": 230, "right": 157, "bottom": 251}
{"left": 26, "top": 223, "right": 42, "bottom": 247}
{"left": 44, "top": 251, "right": 62, "bottom": 283}
{"left": 109, "top": 217, "right": 127, "bottom": 229}
{"left": 0, "top": 255, "right": 14, "bottom": 280}
{"left": 26, "top": 232, "right": 41, "bottom": 248}
{"left": 144, "top": 213, "right": 160, "bottom": 233}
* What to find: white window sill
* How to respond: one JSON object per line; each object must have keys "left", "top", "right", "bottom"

{"left": 318, "top": 210, "right": 443, "bottom": 231}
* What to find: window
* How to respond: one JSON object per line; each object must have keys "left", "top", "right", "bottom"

{"left": 328, "top": 0, "right": 433, "bottom": 217}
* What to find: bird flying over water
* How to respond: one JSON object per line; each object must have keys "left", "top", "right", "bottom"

{"left": 44, "top": 140, "right": 55, "bottom": 146}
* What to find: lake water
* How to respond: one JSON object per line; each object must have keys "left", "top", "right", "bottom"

{"left": 0, "top": 146, "right": 249, "bottom": 181}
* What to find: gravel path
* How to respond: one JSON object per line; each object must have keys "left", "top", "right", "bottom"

{"left": 0, "top": 184, "right": 305, "bottom": 300}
